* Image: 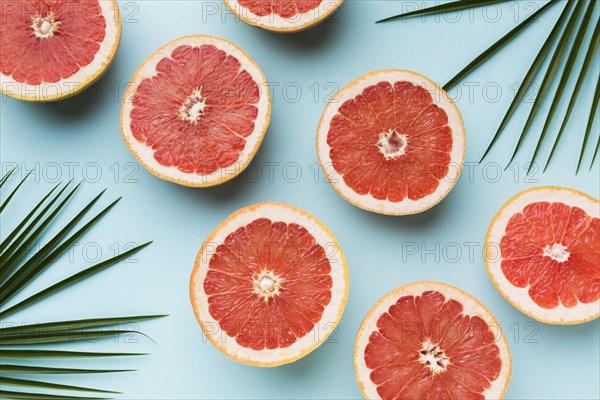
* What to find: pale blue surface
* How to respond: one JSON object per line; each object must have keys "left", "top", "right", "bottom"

{"left": 1, "top": 1, "right": 599, "bottom": 399}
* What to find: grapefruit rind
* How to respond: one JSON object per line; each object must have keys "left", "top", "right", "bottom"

{"left": 0, "top": 0, "right": 122, "bottom": 102}
{"left": 354, "top": 281, "right": 512, "bottom": 400}
{"left": 485, "top": 186, "right": 600, "bottom": 325}
{"left": 190, "top": 202, "right": 349, "bottom": 367}
{"left": 120, "top": 35, "right": 271, "bottom": 187}
{"left": 223, "top": 0, "right": 344, "bottom": 33}
{"left": 316, "top": 69, "right": 466, "bottom": 216}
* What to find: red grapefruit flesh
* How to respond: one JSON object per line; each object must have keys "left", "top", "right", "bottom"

{"left": 121, "top": 35, "right": 271, "bottom": 187}
{"left": 224, "top": 0, "right": 344, "bottom": 32}
{"left": 354, "top": 282, "right": 511, "bottom": 400}
{"left": 0, "top": 0, "right": 121, "bottom": 101}
{"left": 317, "top": 70, "right": 466, "bottom": 215}
{"left": 486, "top": 186, "right": 600, "bottom": 324}
{"left": 190, "top": 202, "right": 349, "bottom": 366}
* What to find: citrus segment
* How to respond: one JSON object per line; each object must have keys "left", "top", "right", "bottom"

{"left": 190, "top": 202, "right": 349, "bottom": 366}
{"left": 486, "top": 186, "right": 600, "bottom": 324}
{"left": 317, "top": 70, "right": 465, "bottom": 215}
{"left": 355, "top": 282, "right": 511, "bottom": 400}
{"left": 239, "top": 0, "right": 322, "bottom": 17}
{"left": 1, "top": 0, "right": 121, "bottom": 101}
{"left": 224, "top": 0, "right": 344, "bottom": 32}
{"left": 121, "top": 35, "right": 271, "bottom": 187}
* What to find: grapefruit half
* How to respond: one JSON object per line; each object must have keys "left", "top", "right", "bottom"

{"left": 354, "top": 282, "right": 511, "bottom": 400}
{"left": 0, "top": 0, "right": 121, "bottom": 102}
{"left": 190, "top": 202, "right": 349, "bottom": 366}
{"left": 121, "top": 35, "right": 271, "bottom": 187}
{"left": 317, "top": 70, "right": 466, "bottom": 215}
{"left": 485, "top": 186, "right": 599, "bottom": 324}
{"left": 224, "top": 0, "right": 344, "bottom": 32}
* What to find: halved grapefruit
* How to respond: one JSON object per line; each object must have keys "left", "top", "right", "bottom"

{"left": 224, "top": 0, "right": 344, "bottom": 32}
{"left": 485, "top": 186, "right": 599, "bottom": 324}
{"left": 354, "top": 282, "right": 511, "bottom": 400}
{"left": 0, "top": 0, "right": 121, "bottom": 102}
{"left": 190, "top": 202, "right": 349, "bottom": 366}
{"left": 316, "top": 70, "right": 466, "bottom": 215}
{"left": 121, "top": 35, "right": 271, "bottom": 187}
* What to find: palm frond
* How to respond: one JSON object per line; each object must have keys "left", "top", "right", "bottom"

{"left": 0, "top": 350, "right": 147, "bottom": 359}
{"left": 0, "top": 171, "right": 31, "bottom": 213}
{"left": 480, "top": 0, "right": 574, "bottom": 162}
{"left": 0, "top": 330, "right": 153, "bottom": 346}
{"left": 0, "top": 243, "right": 153, "bottom": 319}
{"left": 546, "top": 20, "right": 600, "bottom": 172}
{"left": 0, "top": 390, "right": 111, "bottom": 400}
{"left": 0, "top": 315, "right": 166, "bottom": 335}
{"left": 0, "top": 365, "right": 133, "bottom": 374}
{"left": 0, "top": 195, "right": 119, "bottom": 305}
{"left": 586, "top": 79, "right": 600, "bottom": 169}
{"left": 443, "top": 0, "right": 558, "bottom": 91}
{"left": 505, "top": 0, "right": 585, "bottom": 168}
{"left": 527, "top": 1, "right": 596, "bottom": 173}
{"left": 0, "top": 376, "right": 119, "bottom": 394}
{"left": 377, "top": 0, "right": 511, "bottom": 24}
{"left": 0, "top": 168, "right": 16, "bottom": 189}
{"left": 0, "top": 172, "right": 162, "bottom": 397}
{"left": 0, "top": 181, "right": 79, "bottom": 282}
{"left": 0, "top": 182, "right": 61, "bottom": 256}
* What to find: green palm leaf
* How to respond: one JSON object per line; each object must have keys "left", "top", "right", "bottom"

{"left": 0, "top": 376, "right": 119, "bottom": 394}
{"left": 0, "top": 315, "right": 166, "bottom": 335}
{"left": 0, "top": 171, "right": 31, "bottom": 213}
{"left": 505, "top": 0, "right": 585, "bottom": 167}
{"left": 589, "top": 79, "right": 600, "bottom": 171}
{"left": 546, "top": 20, "right": 600, "bottom": 173}
{"left": 0, "top": 329, "right": 151, "bottom": 346}
{"left": 0, "top": 365, "right": 133, "bottom": 374}
{"left": 480, "top": 0, "right": 574, "bottom": 162}
{"left": 0, "top": 243, "right": 153, "bottom": 319}
{"left": 0, "top": 390, "right": 110, "bottom": 400}
{"left": 0, "top": 195, "right": 119, "bottom": 305}
{"left": 574, "top": 27, "right": 600, "bottom": 173}
{"left": 377, "top": 0, "right": 512, "bottom": 24}
{"left": 0, "top": 168, "right": 16, "bottom": 189}
{"left": 0, "top": 350, "right": 146, "bottom": 359}
{"left": 527, "top": 2, "right": 597, "bottom": 173}
{"left": 0, "top": 182, "right": 61, "bottom": 256}
{"left": 0, "top": 181, "right": 79, "bottom": 282}
{"left": 0, "top": 172, "right": 162, "bottom": 396}
{"left": 443, "top": 0, "right": 558, "bottom": 91}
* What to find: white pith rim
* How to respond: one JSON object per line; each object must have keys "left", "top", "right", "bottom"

{"left": 316, "top": 70, "right": 466, "bottom": 216}
{"left": 0, "top": 0, "right": 121, "bottom": 102}
{"left": 354, "top": 282, "right": 511, "bottom": 400}
{"left": 486, "top": 187, "right": 600, "bottom": 324}
{"left": 190, "top": 202, "right": 349, "bottom": 367}
{"left": 223, "top": 0, "right": 344, "bottom": 32}
{"left": 121, "top": 35, "right": 271, "bottom": 187}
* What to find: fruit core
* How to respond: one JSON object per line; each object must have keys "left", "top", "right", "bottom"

{"left": 419, "top": 339, "right": 449, "bottom": 374}
{"left": 32, "top": 12, "right": 61, "bottom": 39}
{"left": 377, "top": 129, "right": 407, "bottom": 160}
{"left": 253, "top": 271, "right": 283, "bottom": 300}
{"left": 542, "top": 242, "right": 570, "bottom": 263}
{"left": 179, "top": 87, "right": 207, "bottom": 124}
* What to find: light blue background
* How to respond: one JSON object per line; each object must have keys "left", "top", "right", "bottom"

{"left": 1, "top": 0, "right": 599, "bottom": 399}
